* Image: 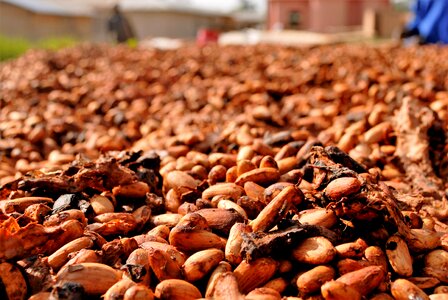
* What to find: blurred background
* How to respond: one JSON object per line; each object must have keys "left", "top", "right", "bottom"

{"left": 0, "top": 0, "right": 413, "bottom": 60}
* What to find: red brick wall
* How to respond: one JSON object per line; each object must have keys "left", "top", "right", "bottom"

{"left": 268, "top": 0, "right": 389, "bottom": 32}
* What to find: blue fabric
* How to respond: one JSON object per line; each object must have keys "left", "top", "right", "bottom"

{"left": 407, "top": 0, "right": 448, "bottom": 44}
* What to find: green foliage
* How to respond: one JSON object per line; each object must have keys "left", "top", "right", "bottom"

{"left": 126, "top": 38, "right": 138, "bottom": 49}
{"left": 0, "top": 35, "right": 31, "bottom": 61}
{"left": 0, "top": 35, "right": 79, "bottom": 61}
{"left": 37, "top": 37, "right": 78, "bottom": 50}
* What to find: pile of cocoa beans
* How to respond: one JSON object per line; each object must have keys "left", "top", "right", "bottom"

{"left": 0, "top": 43, "right": 447, "bottom": 300}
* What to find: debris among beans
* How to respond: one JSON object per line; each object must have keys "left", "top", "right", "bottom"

{"left": 0, "top": 43, "right": 447, "bottom": 300}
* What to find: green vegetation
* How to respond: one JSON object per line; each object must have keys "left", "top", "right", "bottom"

{"left": 0, "top": 35, "right": 79, "bottom": 61}
{"left": 0, "top": 35, "right": 31, "bottom": 61}
{"left": 37, "top": 36, "right": 79, "bottom": 51}
{"left": 126, "top": 38, "right": 138, "bottom": 49}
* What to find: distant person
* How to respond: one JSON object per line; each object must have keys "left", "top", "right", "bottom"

{"left": 108, "top": 5, "right": 135, "bottom": 43}
{"left": 401, "top": 0, "right": 448, "bottom": 44}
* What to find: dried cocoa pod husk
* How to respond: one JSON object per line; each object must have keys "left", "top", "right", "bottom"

{"left": 48, "top": 236, "right": 94, "bottom": 269}
{"left": 112, "top": 181, "right": 150, "bottom": 198}
{"left": 324, "top": 177, "right": 361, "bottom": 201}
{"left": 235, "top": 167, "right": 280, "bottom": 186}
{"left": 0, "top": 196, "right": 53, "bottom": 213}
{"left": 202, "top": 183, "right": 245, "bottom": 201}
{"left": 364, "top": 246, "right": 388, "bottom": 271}
{"left": 23, "top": 203, "right": 52, "bottom": 223}
{"left": 402, "top": 211, "right": 423, "bottom": 229}
{"left": 234, "top": 257, "right": 278, "bottom": 294}
{"left": 320, "top": 280, "right": 362, "bottom": 300}
{"left": 42, "top": 220, "right": 85, "bottom": 255}
{"left": 385, "top": 235, "right": 413, "bottom": 277}
{"left": 212, "top": 272, "right": 244, "bottom": 300}
{"left": 226, "top": 222, "right": 252, "bottom": 265}
{"left": 169, "top": 213, "right": 224, "bottom": 252}
{"left": 154, "top": 279, "right": 202, "bottom": 300}
{"left": 217, "top": 199, "right": 248, "bottom": 220}
{"left": 90, "top": 194, "right": 114, "bottom": 215}
{"left": 391, "top": 279, "right": 429, "bottom": 300}
{"left": 205, "top": 261, "right": 232, "bottom": 298}
{"left": 336, "top": 266, "right": 385, "bottom": 296}
{"left": 55, "top": 262, "right": 121, "bottom": 295}
{"left": 104, "top": 276, "right": 136, "bottom": 300}
{"left": 296, "top": 265, "right": 335, "bottom": 295}
{"left": 335, "top": 238, "right": 368, "bottom": 258}
{"left": 250, "top": 185, "right": 300, "bottom": 232}
{"left": 0, "top": 262, "right": 28, "bottom": 300}
{"left": 297, "top": 208, "right": 337, "bottom": 229}
{"left": 292, "top": 236, "right": 336, "bottom": 265}
{"left": 43, "top": 209, "right": 87, "bottom": 227}
{"left": 246, "top": 287, "right": 281, "bottom": 300}
{"left": 17, "top": 255, "right": 52, "bottom": 294}
{"left": 423, "top": 250, "right": 448, "bottom": 283}
{"left": 263, "top": 277, "right": 288, "bottom": 294}
{"left": 182, "top": 248, "right": 224, "bottom": 282}
{"left": 195, "top": 208, "right": 245, "bottom": 235}
{"left": 123, "top": 285, "right": 154, "bottom": 300}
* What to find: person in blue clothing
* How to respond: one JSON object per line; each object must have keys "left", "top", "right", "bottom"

{"left": 400, "top": 0, "right": 448, "bottom": 44}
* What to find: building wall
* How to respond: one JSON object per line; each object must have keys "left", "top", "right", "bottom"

{"left": 92, "top": 10, "right": 235, "bottom": 41}
{"left": 0, "top": 3, "right": 33, "bottom": 38}
{"left": 32, "top": 14, "right": 92, "bottom": 41}
{"left": 309, "top": 0, "right": 347, "bottom": 32}
{"left": 126, "top": 11, "right": 232, "bottom": 39}
{"left": 268, "top": 0, "right": 310, "bottom": 30}
{"left": 0, "top": 2, "right": 92, "bottom": 41}
{"left": 268, "top": 0, "right": 389, "bottom": 32}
